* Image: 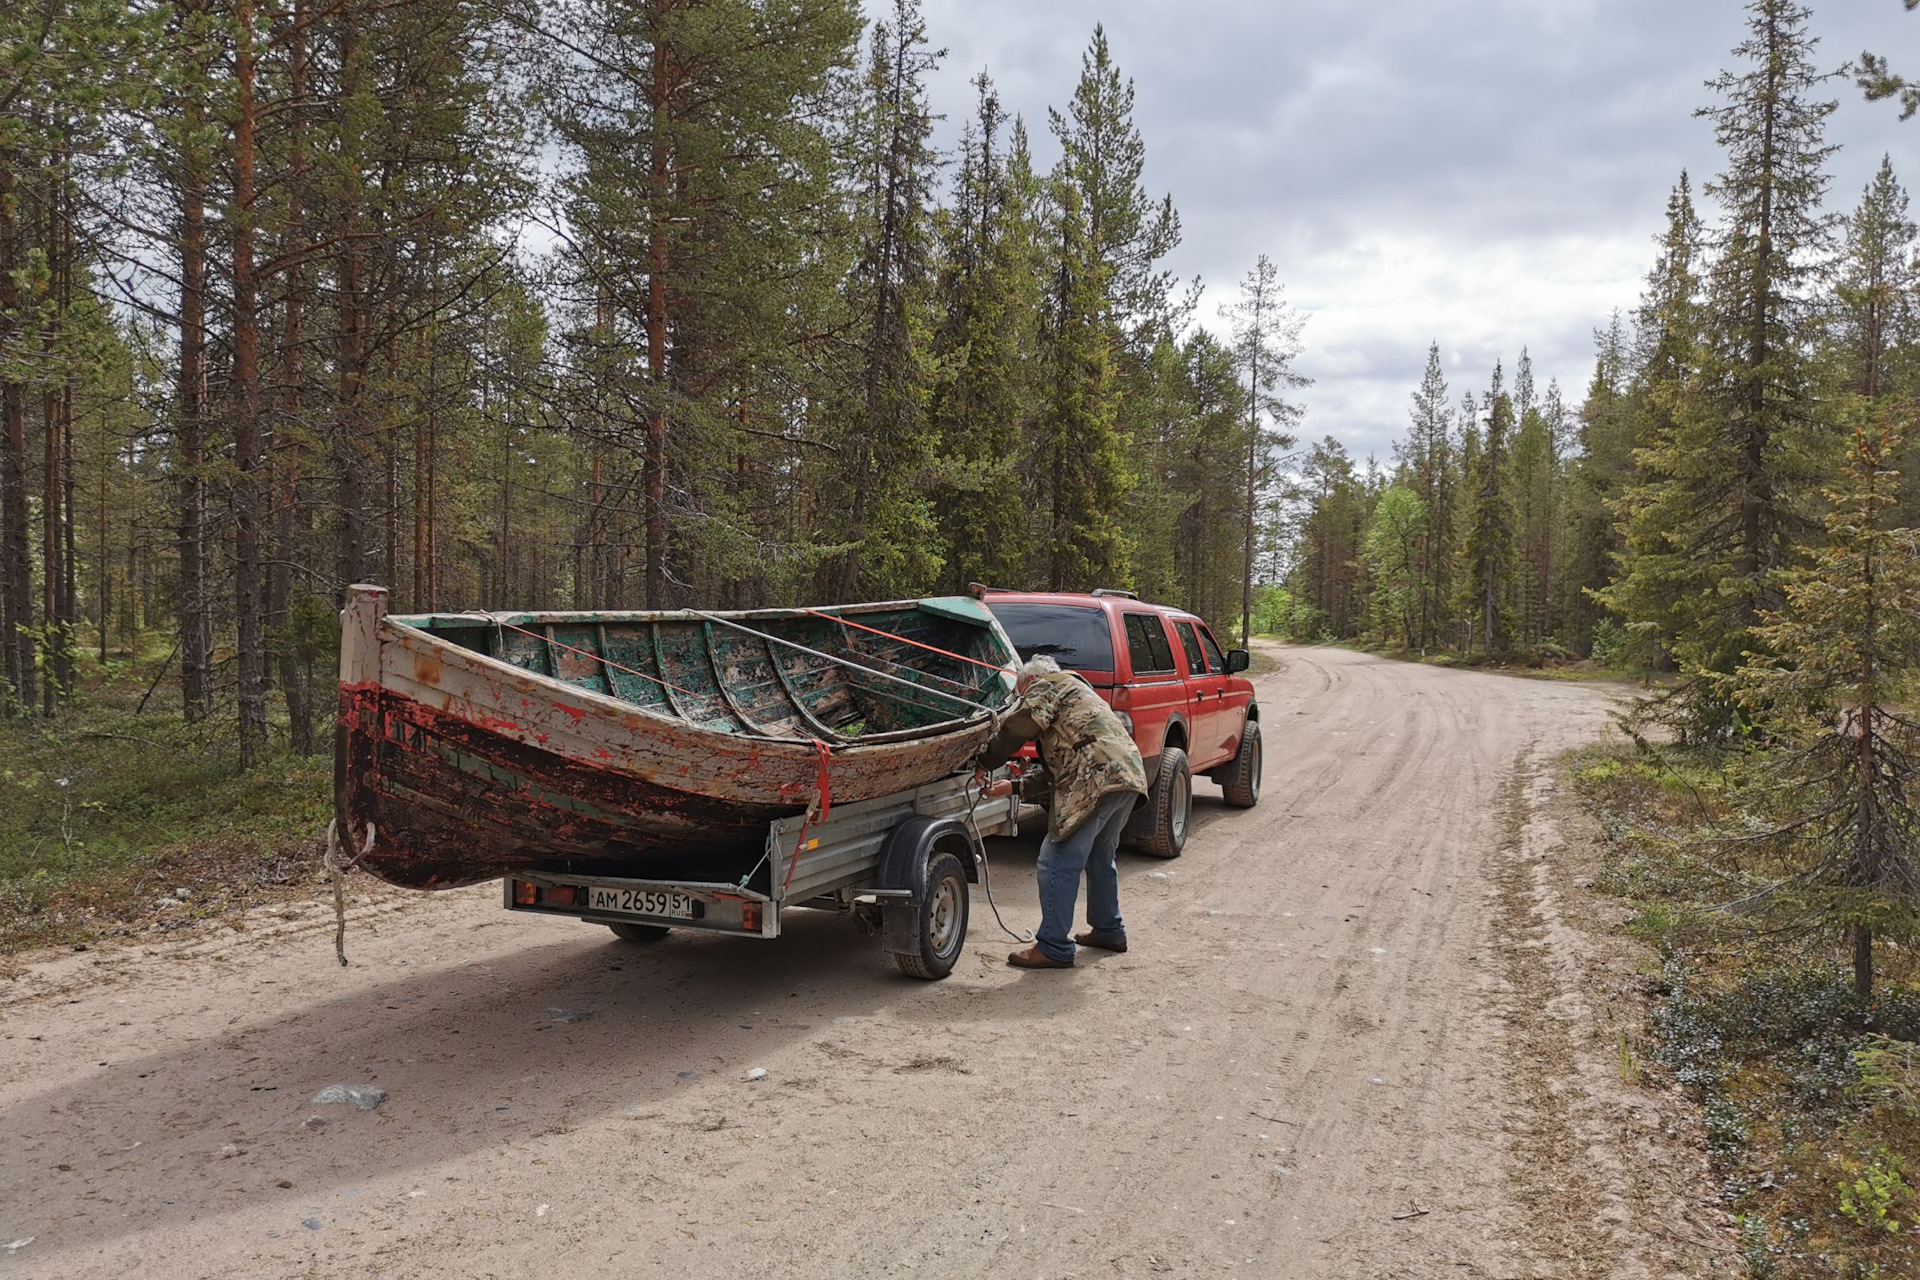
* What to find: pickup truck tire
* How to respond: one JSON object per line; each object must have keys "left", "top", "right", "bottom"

{"left": 1220, "top": 720, "right": 1262, "bottom": 809}
{"left": 1134, "top": 746, "right": 1192, "bottom": 859}
{"left": 889, "top": 850, "right": 970, "bottom": 980}
{"left": 607, "top": 921, "right": 671, "bottom": 944}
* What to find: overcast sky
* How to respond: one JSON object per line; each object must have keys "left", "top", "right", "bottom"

{"left": 903, "top": 0, "right": 1915, "bottom": 466}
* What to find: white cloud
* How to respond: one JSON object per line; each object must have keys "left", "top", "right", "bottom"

{"left": 904, "top": 0, "right": 1917, "bottom": 462}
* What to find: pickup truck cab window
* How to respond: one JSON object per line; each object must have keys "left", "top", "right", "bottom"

{"left": 1124, "top": 612, "right": 1177, "bottom": 675}
{"left": 990, "top": 602, "right": 1115, "bottom": 673}
{"left": 1197, "top": 625, "right": 1228, "bottom": 675}
{"left": 1173, "top": 620, "right": 1207, "bottom": 675}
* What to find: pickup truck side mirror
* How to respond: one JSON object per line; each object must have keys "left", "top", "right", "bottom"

{"left": 1226, "top": 649, "right": 1251, "bottom": 673}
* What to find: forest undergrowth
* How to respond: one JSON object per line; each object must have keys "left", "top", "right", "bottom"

{"left": 1574, "top": 742, "right": 1920, "bottom": 1279}
{"left": 0, "top": 646, "right": 329, "bottom": 955}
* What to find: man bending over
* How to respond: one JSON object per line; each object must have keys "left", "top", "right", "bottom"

{"left": 977, "top": 655, "right": 1148, "bottom": 969}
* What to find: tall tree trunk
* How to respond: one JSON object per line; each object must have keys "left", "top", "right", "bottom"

{"left": 177, "top": 43, "right": 215, "bottom": 722}
{"left": 334, "top": 8, "right": 370, "bottom": 593}
{"left": 55, "top": 143, "right": 75, "bottom": 697}
{"left": 2, "top": 154, "right": 38, "bottom": 715}
{"left": 1241, "top": 372, "right": 1258, "bottom": 646}
{"left": 233, "top": 0, "right": 268, "bottom": 766}
{"left": 42, "top": 387, "right": 59, "bottom": 715}
{"left": 97, "top": 397, "right": 110, "bottom": 662}
{"left": 273, "top": 0, "right": 312, "bottom": 755}
{"left": 643, "top": 11, "right": 671, "bottom": 609}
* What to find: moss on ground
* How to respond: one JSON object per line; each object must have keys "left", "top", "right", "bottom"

{"left": 1, "top": 649, "right": 330, "bottom": 953}
{"left": 1574, "top": 742, "right": 1920, "bottom": 1277}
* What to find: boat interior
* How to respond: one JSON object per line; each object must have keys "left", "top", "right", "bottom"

{"left": 392, "top": 600, "right": 1016, "bottom": 743}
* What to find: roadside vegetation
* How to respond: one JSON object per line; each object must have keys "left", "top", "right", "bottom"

{"left": 1567, "top": 426, "right": 1920, "bottom": 1278}
{"left": 1577, "top": 741, "right": 1920, "bottom": 1279}
{"left": 0, "top": 642, "right": 329, "bottom": 955}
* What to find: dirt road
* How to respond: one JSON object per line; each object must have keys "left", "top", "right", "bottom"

{"left": 2, "top": 647, "right": 1708, "bottom": 1278}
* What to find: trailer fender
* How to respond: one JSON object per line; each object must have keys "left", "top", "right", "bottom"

{"left": 877, "top": 815, "right": 978, "bottom": 956}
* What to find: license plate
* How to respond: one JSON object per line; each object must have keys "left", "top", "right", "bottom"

{"left": 589, "top": 887, "right": 699, "bottom": 920}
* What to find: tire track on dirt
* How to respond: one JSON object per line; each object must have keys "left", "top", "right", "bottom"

{"left": 0, "top": 646, "right": 1701, "bottom": 1279}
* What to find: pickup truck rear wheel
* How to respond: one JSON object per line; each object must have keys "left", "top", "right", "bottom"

{"left": 1135, "top": 746, "right": 1192, "bottom": 859}
{"left": 1220, "top": 720, "right": 1262, "bottom": 809}
{"left": 888, "top": 850, "right": 969, "bottom": 980}
{"left": 607, "top": 921, "right": 671, "bottom": 944}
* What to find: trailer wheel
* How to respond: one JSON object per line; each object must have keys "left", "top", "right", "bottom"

{"left": 1134, "top": 746, "right": 1192, "bottom": 859}
{"left": 888, "top": 850, "right": 969, "bottom": 980}
{"left": 607, "top": 921, "right": 671, "bottom": 944}
{"left": 1220, "top": 720, "right": 1262, "bottom": 809}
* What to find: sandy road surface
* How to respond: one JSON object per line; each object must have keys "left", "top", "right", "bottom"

{"left": 2, "top": 646, "right": 1685, "bottom": 1279}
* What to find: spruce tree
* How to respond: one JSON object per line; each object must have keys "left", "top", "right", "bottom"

{"left": 1730, "top": 427, "right": 1920, "bottom": 1001}
{"left": 1509, "top": 359, "right": 1559, "bottom": 647}
{"left": 1857, "top": 1, "right": 1920, "bottom": 120}
{"left": 1565, "top": 313, "right": 1632, "bottom": 653}
{"left": 1828, "top": 158, "right": 1920, "bottom": 517}
{"left": 1034, "top": 182, "right": 1131, "bottom": 590}
{"left": 1463, "top": 390, "right": 1516, "bottom": 656}
{"left": 1047, "top": 25, "right": 1181, "bottom": 336}
{"left": 929, "top": 79, "right": 1042, "bottom": 593}
{"left": 825, "top": 0, "right": 943, "bottom": 598}
{"left": 1605, "top": 3, "right": 1838, "bottom": 701}
{"left": 1395, "top": 342, "right": 1455, "bottom": 651}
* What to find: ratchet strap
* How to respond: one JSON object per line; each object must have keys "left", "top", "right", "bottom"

{"left": 782, "top": 738, "right": 834, "bottom": 891}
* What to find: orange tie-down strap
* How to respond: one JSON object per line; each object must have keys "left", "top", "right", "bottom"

{"left": 802, "top": 608, "right": 1014, "bottom": 675}
{"left": 782, "top": 737, "right": 834, "bottom": 892}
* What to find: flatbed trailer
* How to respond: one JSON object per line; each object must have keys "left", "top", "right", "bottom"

{"left": 503, "top": 772, "right": 1021, "bottom": 979}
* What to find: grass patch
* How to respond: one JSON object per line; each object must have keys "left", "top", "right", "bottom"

{"left": 1, "top": 649, "right": 331, "bottom": 953}
{"left": 1575, "top": 741, "right": 1920, "bottom": 1277}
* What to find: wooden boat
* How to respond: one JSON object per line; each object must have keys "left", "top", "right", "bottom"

{"left": 334, "top": 585, "right": 1019, "bottom": 891}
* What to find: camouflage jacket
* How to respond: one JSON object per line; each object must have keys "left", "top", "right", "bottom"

{"left": 980, "top": 671, "right": 1148, "bottom": 842}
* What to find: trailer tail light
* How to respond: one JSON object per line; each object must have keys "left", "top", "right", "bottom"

{"left": 512, "top": 879, "right": 538, "bottom": 906}
{"left": 546, "top": 885, "right": 580, "bottom": 908}
{"left": 740, "top": 902, "right": 761, "bottom": 932}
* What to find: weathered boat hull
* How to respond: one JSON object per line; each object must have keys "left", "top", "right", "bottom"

{"left": 334, "top": 587, "right": 1016, "bottom": 890}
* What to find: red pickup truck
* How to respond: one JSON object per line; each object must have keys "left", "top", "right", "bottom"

{"left": 979, "top": 588, "right": 1261, "bottom": 859}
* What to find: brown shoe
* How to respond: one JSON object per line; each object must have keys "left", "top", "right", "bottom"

{"left": 1007, "top": 945, "right": 1073, "bottom": 969}
{"left": 1074, "top": 929, "right": 1128, "bottom": 953}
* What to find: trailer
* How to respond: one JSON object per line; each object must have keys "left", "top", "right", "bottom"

{"left": 501, "top": 771, "right": 1022, "bottom": 979}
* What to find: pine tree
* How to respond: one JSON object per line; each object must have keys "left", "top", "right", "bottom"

{"left": 1167, "top": 330, "right": 1250, "bottom": 630}
{"left": 1223, "top": 254, "right": 1306, "bottom": 643}
{"left": 548, "top": 0, "right": 861, "bottom": 607}
{"left": 1289, "top": 437, "right": 1368, "bottom": 637}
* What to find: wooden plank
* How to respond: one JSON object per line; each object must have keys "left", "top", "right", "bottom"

{"left": 340, "top": 583, "right": 387, "bottom": 686}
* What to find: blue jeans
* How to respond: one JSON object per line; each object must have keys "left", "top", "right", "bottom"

{"left": 1035, "top": 790, "right": 1136, "bottom": 963}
